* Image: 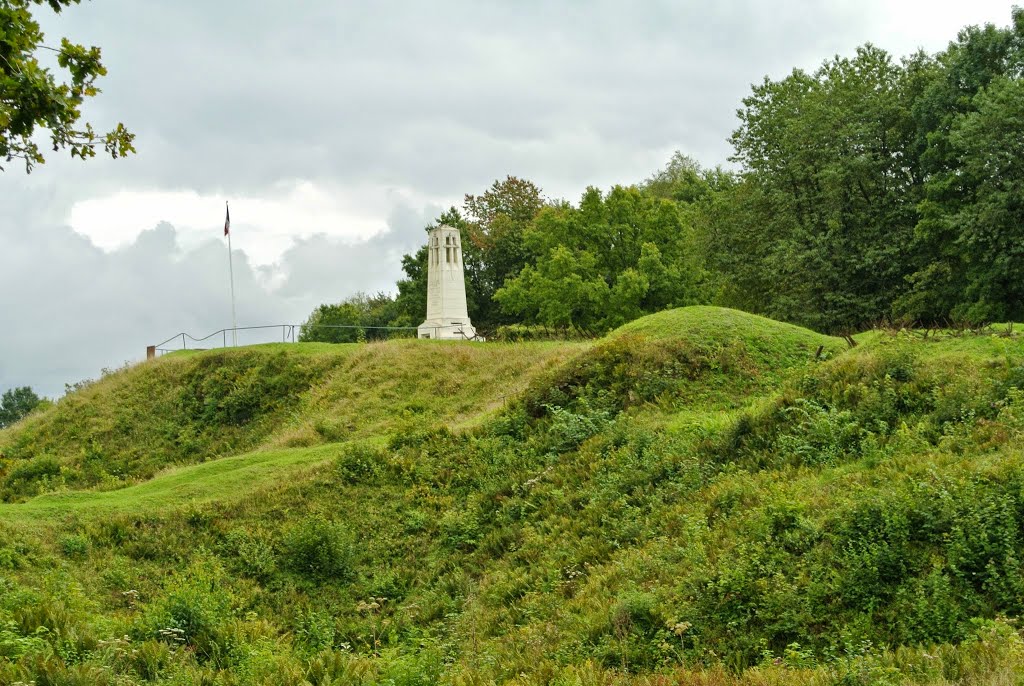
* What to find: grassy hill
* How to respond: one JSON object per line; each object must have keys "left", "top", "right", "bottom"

{"left": 0, "top": 340, "right": 586, "bottom": 502}
{"left": 2, "top": 307, "right": 1024, "bottom": 685}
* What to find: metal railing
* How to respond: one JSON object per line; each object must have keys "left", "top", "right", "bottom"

{"left": 150, "top": 323, "right": 419, "bottom": 356}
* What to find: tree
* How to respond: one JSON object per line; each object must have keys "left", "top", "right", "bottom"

{"left": 495, "top": 185, "right": 704, "bottom": 333}
{"left": 391, "top": 246, "right": 430, "bottom": 326}
{"left": 896, "top": 9, "right": 1024, "bottom": 324}
{"left": 945, "top": 75, "right": 1024, "bottom": 321}
{"left": 462, "top": 176, "right": 545, "bottom": 327}
{"left": 298, "top": 292, "right": 402, "bottom": 343}
{"left": 1, "top": 0, "right": 134, "bottom": 172}
{"left": 729, "top": 44, "right": 922, "bottom": 332}
{"left": 642, "top": 151, "right": 714, "bottom": 204}
{"left": 0, "top": 386, "right": 42, "bottom": 427}
{"left": 391, "top": 207, "right": 490, "bottom": 328}
{"left": 391, "top": 179, "right": 546, "bottom": 332}
{"left": 495, "top": 246, "right": 610, "bottom": 334}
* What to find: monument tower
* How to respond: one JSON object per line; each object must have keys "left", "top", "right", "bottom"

{"left": 418, "top": 225, "right": 477, "bottom": 340}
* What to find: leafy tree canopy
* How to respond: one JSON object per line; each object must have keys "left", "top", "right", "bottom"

{"left": 897, "top": 8, "right": 1024, "bottom": 324}
{"left": 496, "top": 185, "right": 705, "bottom": 334}
{"left": 0, "top": 0, "right": 134, "bottom": 171}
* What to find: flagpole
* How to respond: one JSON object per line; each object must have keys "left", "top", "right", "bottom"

{"left": 226, "top": 201, "right": 237, "bottom": 346}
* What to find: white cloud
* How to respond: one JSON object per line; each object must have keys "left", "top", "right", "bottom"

{"left": 67, "top": 181, "right": 446, "bottom": 264}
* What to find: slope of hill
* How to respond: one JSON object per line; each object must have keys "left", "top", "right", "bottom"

{"left": 0, "top": 340, "right": 587, "bottom": 502}
{"left": 2, "top": 307, "right": 1024, "bottom": 685}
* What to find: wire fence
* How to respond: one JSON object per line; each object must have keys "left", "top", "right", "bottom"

{"left": 151, "top": 323, "right": 419, "bottom": 356}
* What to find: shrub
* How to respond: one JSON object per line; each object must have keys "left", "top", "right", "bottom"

{"left": 141, "top": 559, "right": 236, "bottom": 665}
{"left": 179, "top": 351, "right": 319, "bottom": 428}
{"left": 597, "top": 591, "right": 668, "bottom": 670}
{"left": 0, "top": 620, "right": 48, "bottom": 660}
{"left": 295, "top": 610, "right": 336, "bottom": 654}
{"left": 335, "top": 443, "right": 387, "bottom": 483}
{"left": 223, "top": 529, "right": 277, "bottom": 582}
{"left": 492, "top": 324, "right": 587, "bottom": 342}
{"left": 439, "top": 508, "right": 481, "bottom": 551}
{"left": 544, "top": 400, "right": 612, "bottom": 453}
{"left": 282, "top": 516, "right": 355, "bottom": 582}
{"left": 58, "top": 535, "right": 90, "bottom": 559}
{"left": 3, "top": 455, "right": 62, "bottom": 499}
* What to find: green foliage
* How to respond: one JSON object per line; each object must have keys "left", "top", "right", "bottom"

{"left": 0, "top": 339, "right": 585, "bottom": 504}
{"left": 727, "top": 44, "right": 921, "bottom": 332}
{"left": 941, "top": 75, "right": 1024, "bottom": 321}
{"left": 0, "top": 386, "right": 42, "bottom": 428}
{"left": 642, "top": 151, "right": 717, "bottom": 204}
{"left": 180, "top": 350, "right": 321, "bottom": 426}
{"left": 58, "top": 533, "right": 89, "bottom": 558}
{"left": 462, "top": 176, "right": 546, "bottom": 328}
{"left": 223, "top": 528, "right": 277, "bottom": 581}
{"left": 438, "top": 507, "right": 481, "bottom": 551}
{"left": 686, "top": 9, "right": 1024, "bottom": 332}
{"left": 282, "top": 515, "right": 356, "bottom": 581}
{"left": 7, "top": 306, "right": 1024, "bottom": 681}
{"left": 141, "top": 558, "right": 237, "bottom": 664}
{"left": 0, "top": 620, "right": 47, "bottom": 660}
{"left": 390, "top": 179, "right": 546, "bottom": 331}
{"left": 897, "top": 11, "right": 1024, "bottom": 326}
{"left": 0, "top": 0, "right": 134, "bottom": 171}
{"left": 0, "top": 349, "right": 347, "bottom": 500}
{"left": 392, "top": 174, "right": 708, "bottom": 337}
{"left": 492, "top": 323, "right": 591, "bottom": 342}
{"left": 3, "top": 454, "right": 61, "bottom": 497}
{"left": 324, "top": 11, "right": 1022, "bottom": 349}
{"left": 334, "top": 442, "right": 388, "bottom": 483}
{"left": 299, "top": 291, "right": 408, "bottom": 343}
{"left": 392, "top": 245, "right": 430, "bottom": 327}
{"left": 496, "top": 185, "right": 704, "bottom": 334}
{"left": 9, "top": 2, "right": 1024, "bottom": 656}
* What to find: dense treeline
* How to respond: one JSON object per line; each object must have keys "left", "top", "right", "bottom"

{"left": 304, "top": 10, "right": 1024, "bottom": 338}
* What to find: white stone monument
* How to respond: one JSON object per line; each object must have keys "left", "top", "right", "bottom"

{"left": 418, "top": 225, "right": 477, "bottom": 340}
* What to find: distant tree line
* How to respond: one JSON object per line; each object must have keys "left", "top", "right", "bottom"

{"left": 303, "top": 10, "right": 1024, "bottom": 339}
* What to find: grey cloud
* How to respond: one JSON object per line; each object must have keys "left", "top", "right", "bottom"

{"left": 29, "top": 0, "right": 877, "bottom": 198}
{"left": 268, "top": 200, "right": 437, "bottom": 299}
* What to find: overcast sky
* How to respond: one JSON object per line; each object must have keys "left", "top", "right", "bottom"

{"left": 0, "top": 0, "right": 1017, "bottom": 396}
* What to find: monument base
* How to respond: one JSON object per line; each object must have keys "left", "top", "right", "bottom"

{"left": 417, "top": 319, "right": 478, "bottom": 340}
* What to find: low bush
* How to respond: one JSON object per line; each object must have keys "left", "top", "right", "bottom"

{"left": 282, "top": 516, "right": 356, "bottom": 582}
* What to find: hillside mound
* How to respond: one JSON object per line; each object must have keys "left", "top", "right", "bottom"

{"left": 0, "top": 339, "right": 587, "bottom": 501}
{"left": 4, "top": 313, "right": 1024, "bottom": 684}
{"left": 612, "top": 305, "right": 843, "bottom": 364}
{"left": 517, "top": 306, "right": 844, "bottom": 423}
{"left": 0, "top": 308, "right": 832, "bottom": 503}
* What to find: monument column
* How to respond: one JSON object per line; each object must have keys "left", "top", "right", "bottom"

{"left": 418, "top": 225, "right": 477, "bottom": 340}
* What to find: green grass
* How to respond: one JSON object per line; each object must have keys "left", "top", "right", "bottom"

{"left": 614, "top": 304, "right": 843, "bottom": 348}
{"left": 0, "top": 338, "right": 588, "bottom": 501}
{"left": 3, "top": 307, "right": 1024, "bottom": 685}
{"left": 0, "top": 441, "right": 360, "bottom": 520}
